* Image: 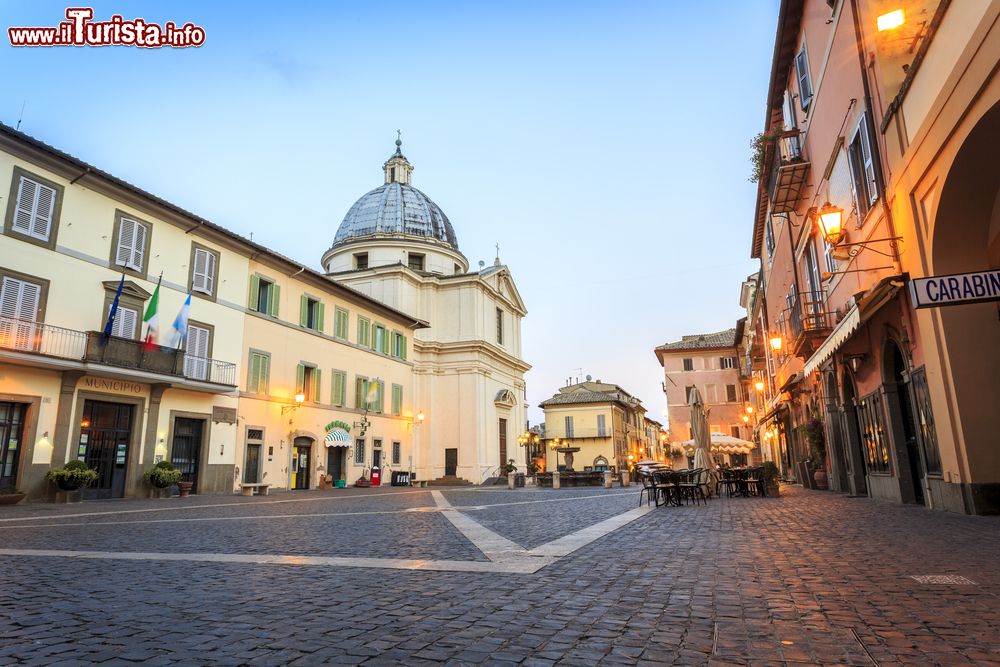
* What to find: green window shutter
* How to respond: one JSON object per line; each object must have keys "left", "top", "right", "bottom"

{"left": 375, "top": 380, "right": 384, "bottom": 413}
{"left": 355, "top": 377, "right": 364, "bottom": 409}
{"left": 392, "top": 384, "right": 402, "bottom": 416}
{"left": 269, "top": 284, "right": 281, "bottom": 318}
{"left": 296, "top": 363, "right": 305, "bottom": 393}
{"left": 249, "top": 275, "right": 260, "bottom": 311}
{"left": 312, "top": 368, "right": 322, "bottom": 403}
{"left": 261, "top": 354, "right": 270, "bottom": 393}
{"left": 247, "top": 352, "right": 260, "bottom": 392}
{"left": 391, "top": 332, "right": 399, "bottom": 357}
{"left": 382, "top": 330, "right": 390, "bottom": 355}
{"left": 299, "top": 295, "right": 308, "bottom": 327}
{"left": 332, "top": 372, "right": 343, "bottom": 406}
{"left": 401, "top": 335, "right": 407, "bottom": 360}
{"left": 316, "top": 303, "right": 325, "bottom": 333}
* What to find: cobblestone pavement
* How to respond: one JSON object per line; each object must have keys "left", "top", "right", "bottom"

{"left": 1, "top": 485, "right": 999, "bottom": 665}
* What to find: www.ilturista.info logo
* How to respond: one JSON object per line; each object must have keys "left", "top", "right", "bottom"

{"left": 8, "top": 8, "right": 205, "bottom": 48}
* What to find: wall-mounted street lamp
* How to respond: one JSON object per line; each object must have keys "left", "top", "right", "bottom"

{"left": 754, "top": 380, "right": 765, "bottom": 392}
{"left": 745, "top": 405, "right": 754, "bottom": 414}
{"left": 769, "top": 335, "right": 783, "bottom": 351}
{"left": 814, "top": 202, "right": 901, "bottom": 261}
{"left": 281, "top": 393, "right": 305, "bottom": 414}
{"left": 877, "top": 9, "right": 905, "bottom": 32}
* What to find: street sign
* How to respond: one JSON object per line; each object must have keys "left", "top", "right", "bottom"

{"left": 909, "top": 269, "right": 1000, "bottom": 309}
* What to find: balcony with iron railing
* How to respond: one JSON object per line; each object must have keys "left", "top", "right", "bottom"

{"left": 0, "top": 316, "right": 238, "bottom": 388}
{"left": 765, "top": 130, "right": 810, "bottom": 213}
{"left": 786, "top": 291, "right": 834, "bottom": 360}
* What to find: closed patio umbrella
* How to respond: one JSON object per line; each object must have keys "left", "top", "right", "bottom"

{"left": 688, "top": 387, "right": 716, "bottom": 496}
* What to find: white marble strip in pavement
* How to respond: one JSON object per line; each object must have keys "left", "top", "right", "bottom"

{"left": 431, "top": 490, "right": 529, "bottom": 562}
{"left": 0, "top": 548, "right": 554, "bottom": 574}
{"left": 0, "top": 489, "right": 432, "bottom": 524}
{"left": 526, "top": 505, "right": 653, "bottom": 557}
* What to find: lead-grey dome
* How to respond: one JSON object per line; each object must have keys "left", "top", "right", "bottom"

{"left": 332, "top": 144, "right": 459, "bottom": 250}
{"left": 333, "top": 182, "right": 458, "bottom": 249}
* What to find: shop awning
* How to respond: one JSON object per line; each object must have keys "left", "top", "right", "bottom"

{"left": 324, "top": 427, "right": 351, "bottom": 447}
{"left": 802, "top": 275, "right": 906, "bottom": 377}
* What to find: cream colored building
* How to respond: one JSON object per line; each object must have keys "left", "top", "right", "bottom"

{"left": 321, "top": 141, "right": 531, "bottom": 484}
{"left": 0, "top": 124, "right": 246, "bottom": 500}
{"left": 237, "top": 256, "right": 425, "bottom": 491}
{"left": 538, "top": 380, "right": 650, "bottom": 472}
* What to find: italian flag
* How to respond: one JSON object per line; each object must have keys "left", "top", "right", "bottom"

{"left": 143, "top": 279, "right": 161, "bottom": 350}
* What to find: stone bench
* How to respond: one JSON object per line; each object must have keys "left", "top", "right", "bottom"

{"left": 240, "top": 483, "right": 270, "bottom": 497}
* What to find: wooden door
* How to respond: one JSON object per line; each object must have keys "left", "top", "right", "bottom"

{"left": 445, "top": 448, "right": 457, "bottom": 476}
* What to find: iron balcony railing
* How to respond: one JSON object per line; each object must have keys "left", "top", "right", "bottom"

{"left": 765, "top": 129, "right": 810, "bottom": 213}
{"left": 0, "top": 316, "right": 237, "bottom": 386}
{"left": 788, "top": 290, "right": 834, "bottom": 340}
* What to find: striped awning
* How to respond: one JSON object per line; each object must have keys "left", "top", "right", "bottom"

{"left": 324, "top": 427, "right": 351, "bottom": 447}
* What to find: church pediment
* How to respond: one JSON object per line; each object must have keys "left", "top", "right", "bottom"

{"left": 494, "top": 389, "right": 517, "bottom": 407}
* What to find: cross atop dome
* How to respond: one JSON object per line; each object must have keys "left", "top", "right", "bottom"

{"left": 384, "top": 131, "right": 413, "bottom": 185}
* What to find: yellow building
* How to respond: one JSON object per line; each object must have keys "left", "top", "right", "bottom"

{"left": 0, "top": 124, "right": 246, "bottom": 499}
{"left": 238, "top": 255, "right": 425, "bottom": 490}
{"left": 538, "top": 380, "right": 650, "bottom": 472}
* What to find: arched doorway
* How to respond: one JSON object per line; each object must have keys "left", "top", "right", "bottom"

{"left": 883, "top": 338, "right": 924, "bottom": 505}
{"left": 292, "top": 436, "right": 313, "bottom": 490}
{"left": 930, "top": 99, "right": 1000, "bottom": 507}
{"left": 840, "top": 372, "right": 868, "bottom": 496}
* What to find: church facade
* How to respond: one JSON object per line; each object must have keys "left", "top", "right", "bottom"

{"left": 322, "top": 140, "right": 531, "bottom": 484}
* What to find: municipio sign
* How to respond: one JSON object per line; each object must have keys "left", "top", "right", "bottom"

{"left": 909, "top": 269, "right": 1000, "bottom": 309}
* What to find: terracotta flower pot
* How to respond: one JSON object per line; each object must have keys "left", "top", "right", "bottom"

{"left": 0, "top": 493, "right": 26, "bottom": 505}
{"left": 813, "top": 468, "right": 828, "bottom": 490}
{"left": 177, "top": 481, "right": 194, "bottom": 497}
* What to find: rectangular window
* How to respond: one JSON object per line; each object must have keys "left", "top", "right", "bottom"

{"left": 334, "top": 307, "right": 349, "bottom": 340}
{"left": 300, "top": 295, "right": 324, "bottom": 332}
{"left": 355, "top": 375, "right": 370, "bottom": 410}
{"left": 496, "top": 308, "right": 504, "bottom": 345}
{"left": 247, "top": 350, "right": 271, "bottom": 394}
{"left": 190, "top": 244, "right": 219, "bottom": 298}
{"left": 391, "top": 331, "right": 407, "bottom": 359}
{"left": 297, "top": 363, "right": 321, "bottom": 403}
{"left": 794, "top": 44, "right": 813, "bottom": 109}
{"left": 112, "top": 213, "right": 150, "bottom": 274}
{"left": 407, "top": 253, "right": 425, "bottom": 271}
{"left": 374, "top": 325, "right": 389, "bottom": 354}
{"left": 682, "top": 358, "right": 693, "bottom": 371}
{"left": 910, "top": 367, "right": 942, "bottom": 475}
{"left": 765, "top": 216, "right": 776, "bottom": 260}
{"left": 354, "top": 438, "right": 365, "bottom": 465}
{"left": 110, "top": 305, "right": 138, "bottom": 340}
{"left": 391, "top": 383, "right": 403, "bottom": 416}
{"left": 720, "top": 357, "right": 737, "bottom": 369}
{"left": 705, "top": 384, "right": 718, "bottom": 404}
{"left": 726, "top": 384, "right": 738, "bottom": 402}
{"left": 357, "top": 317, "right": 370, "bottom": 347}
{"left": 823, "top": 237, "right": 837, "bottom": 274}
{"left": 564, "top": 416, "right": 574, "bottom": 438}
{"left": 6, "top": 167, "right": 62, "bottom": 247}
{"left": 0, "top": 274, "right": 44, "bottom": 352}
{"left": 372, "top": 379, "right": 385, "bottom": 414}
{"left": 392, "top": 441, "right": 401, "bottom": 466}
{"left": 857, "top": 391, "right": 891, "bottom": 474}
{"left": 248, "top": 275, "right": 280, "bottom": 317}
{"left": 848, "top": 112, "right": 879, "bottom": 218}
{"left": 331, "top": 370, "right": 347, "bottom": 407}
{"left": 183, "top": 323, "right": 211, "bottom": 381}
{"left": 731, "top": 426, "right": 741, "bottom": 438}
{"left": 597, "top": 414, "right": 607, "bottom": 437}
{"left": 354, "top": 253, "right": 368, "bottom": 270}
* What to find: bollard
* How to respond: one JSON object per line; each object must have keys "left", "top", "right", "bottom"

{"left": 507, "top": 474, "right": 515, "bottom": 490}
{"left": 552, "top": 471, "right": 561, "bottom": 489}
{"left": 621, "top": 471, "right": 630, "bottom": 487}
{"left": 603, "top": 470, "right": 613, "bottom": 489}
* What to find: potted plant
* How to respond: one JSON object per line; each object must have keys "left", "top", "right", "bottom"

{"left": 0, "top": 485, "right": 26, "bottom": 506}
{"left": 761, "top": 461, "right": 781, "bottom": 497}
{"left": 802, "top": 416, "right": 828, "bottom": 490}
{"left": 176, "top": 480, "right": 194, "bottom": 497}
{"left": 143, "top": 461, "right": 182, "bottom": 497}
{"left": 354, "top": 469, "right": 371, "bottom": 488}
{"left": 46, "top": 460, "right": 99, "bottom": 491}
{"left": 748, "top": 124, "right": 785, "bottom": 184}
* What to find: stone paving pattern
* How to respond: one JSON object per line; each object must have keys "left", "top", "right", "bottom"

{"left": 1, "top": 486, "right": 999, "bottom": 665}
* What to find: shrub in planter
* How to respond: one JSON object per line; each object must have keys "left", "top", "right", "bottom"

{"left": 143, "top": 461, "right": 183, "bottom": 489}
{"left": 46, "top": 460, "right": 98, "bottom": 491}
{"left": 761, "top": 461, "right": 781, "bottom": 496}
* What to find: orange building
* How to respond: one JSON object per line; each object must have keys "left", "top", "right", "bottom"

{"left": 745, "top": 0, "right": 1000, "bottom": 513}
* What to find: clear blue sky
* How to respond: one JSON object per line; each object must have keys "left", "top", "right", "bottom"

{"left": 3, "top": 1, "right": 778, "bottom": 426}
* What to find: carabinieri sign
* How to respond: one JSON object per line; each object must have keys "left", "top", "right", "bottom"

{"left": 909, "top": 269, "right": 1000, "bottom": 309}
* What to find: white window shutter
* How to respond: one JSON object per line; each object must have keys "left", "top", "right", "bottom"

{"left": 184, "top": 324, "right": 210, "bottom": 380}
{"left": 205, "top": 251, "right": 216, "bottom": 294}
{"left": 116, "top": 218, "right": 135, "bottom": 267}
{"left": 13, "top": 178, "right": 35, "bottom": 235}
{"left": 32, "top": 183, "right": 56, "bottom": 240}
{"left": 112, "top": 306, "right": 137, "bottom": 339}
{"left": 192, "top": 248, "right": 207, "bottom": 292}
{"left": 131, "top": 221, "right": 147, "bottom": 270}
{"left": 0, "top": 277, "right": 20, "bottom": 319}
{"left": 0, "top": 277, "right": 40, "bottom": 351}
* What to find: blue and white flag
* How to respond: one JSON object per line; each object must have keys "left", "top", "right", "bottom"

{"left": 170, "top": 293, "right": 192, "bottom": 348}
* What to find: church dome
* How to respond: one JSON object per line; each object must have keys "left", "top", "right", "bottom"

{"left": 332, "top": 142, "right": 459, "bottom": 250}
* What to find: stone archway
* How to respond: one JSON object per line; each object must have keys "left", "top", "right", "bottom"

{"left": 929, "top": 99, "right": 1000, "bottom": 508}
